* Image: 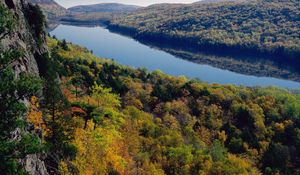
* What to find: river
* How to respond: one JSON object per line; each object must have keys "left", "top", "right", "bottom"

{"left": 50, "top": 24, "right": 300, "bottom": 89}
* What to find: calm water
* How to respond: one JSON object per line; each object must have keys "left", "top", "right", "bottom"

{"left": 50, "top": 24, "right": 300, "bottom": 89}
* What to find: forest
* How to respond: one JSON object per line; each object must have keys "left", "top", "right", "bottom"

{"left": 1, "top": 1, "right": 300, "bottom": 175}
{"left": 109, "top": 0, "right": 300, "bottom": 60}
{"left": 30, "top": 36, "right": 300, "bottom": 174}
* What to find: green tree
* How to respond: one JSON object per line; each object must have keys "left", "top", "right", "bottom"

{"left": 91, "top": 82, "right": 121, "bottom": 108}
{"left": 37, "top": 53, "right": 72, "bottom": 173}
{"left": 25, "top": 4, "right": 45, "bottom": 40}
{"left": 0, "top": 50, "right": 43, "bottom": 174}
{"left": 71, "top": 75, "right": 84, "bottom": 100}
{"left": 209, "top": 140, "right": 227, "bottom": 162}
{"left": 0, "top": 3, "right": 15, "bottom": 39}
{"left": 167, "top": 146, "right": 193, "bottom": 174}
{"left": 263, "top": 143, "right": 290, "bottom": 173}
{"left": 60, "top": 39, "right": 69, "bottom": 51}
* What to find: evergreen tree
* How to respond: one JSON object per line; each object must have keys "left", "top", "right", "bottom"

{"left": 0, "top": 49, "right": 43, "bottom": 174}
{"left": 0, "top": 3, "right": 15, "bottom": 40}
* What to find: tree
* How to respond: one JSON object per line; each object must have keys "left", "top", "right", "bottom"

{"left": 37, "top": 53, "right": 72, "bottom": 173}
{"left": 0, "top": 3, "right": 15, "bottom": 39}
{"left": 61, "top": 39, "right": 69, "bottom": 51}
{"left": 167, "top": 146, "right": 193, "bottom": 174}
{"left": 71, "top": 75, "right": 84, "bottom": 100}
{"left": 27, "top": 96, "right": 49, "bottom": 135}
{"left": 228, "top": 137, "right": 244, "bottom": 154}
{"left": 91, "top": 82, "right": 121, "bottom": 108}
{"left": 263, "top": 143, "right": 290, "bottom": 173}
{"left": 212, "top": 154, "right": 259, "bottom": 175}
{"left": 0, "top": 50, "right": 43, "bottom": 174}
{"left": 209, "top": 140, "right": 227, "bottom": 162}
{"left": 24, "top": 4, "right": 45, "bottom": 44}
{"left": 67, "top": 124, "right": 127, "bottom": 174}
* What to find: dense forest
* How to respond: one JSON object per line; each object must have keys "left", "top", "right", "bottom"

{"left": 68, "top": 3, "right": 140, "bottom": 13}
{"left": 1, "top": 0, "right": 300, "bottom": 175}
{"left": 39, "top": 36, "right": 300, "bottom": 174}
{"left": 109, "top": 0, "right": 300, "bottom": 59}
{"left": 61, "top": 3, "right": 141, "bottom": 23}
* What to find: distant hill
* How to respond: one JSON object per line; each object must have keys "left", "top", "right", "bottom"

{"left": 109, "top": 0, "right": 300, "bottom": 59}
{"left": 60, "top": 3, "right": 140, "bottom": 24}
{"left": 195, "top": 0, "right": 246, "bottom": 3}
{"left": 68, "top": 3, "right": 140, "bottom": 13}
{"left": 28, "top": 0, "right": 68, "bottom": 19}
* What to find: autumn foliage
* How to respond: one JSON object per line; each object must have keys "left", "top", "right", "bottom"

{"left": 46, "top": 37, "right": 300, "bottom": 175}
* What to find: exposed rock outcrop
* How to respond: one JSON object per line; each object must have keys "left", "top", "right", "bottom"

{"left": 27, "top": 0, "right": 68, "bottom": 20}
{"left": 0, "top": 0, "right": 48, "bottom": 76}
{"left": 0, "top": 0, "right": 49, "bottom": 174}
{"left": 24, "top": 154, "right": 49, "bottom": 175}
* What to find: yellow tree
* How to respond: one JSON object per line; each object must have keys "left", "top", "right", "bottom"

{"left": 27, "top": 96, "right": 49, "bottom": 136}
{"left": 64, "top": 121, "right": 128, "bottom": 175}
{"left": 91, "top": 82, "right": 121, "bottom": 108}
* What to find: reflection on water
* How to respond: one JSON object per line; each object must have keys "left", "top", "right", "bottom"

{"left": 49, "top": 22, "right": 300, "bottom": 89}
{"left": 160, "top": 48, "right": 300, "bottom": 82}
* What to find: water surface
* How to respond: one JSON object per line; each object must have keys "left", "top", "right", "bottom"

{"left": 50, "top": 24, "right": 300, "bottom": 89}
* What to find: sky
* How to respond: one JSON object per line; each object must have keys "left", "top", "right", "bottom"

{"left": 55, "top": 0, "right": 198, "bottom": 8}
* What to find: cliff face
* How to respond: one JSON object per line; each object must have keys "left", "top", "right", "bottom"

{"left": 0, "top": 0, "right": 49, "bottom": 174}
{"left": 28, "top": 0, "right": 67, "bottom": 20}
{"left": 0, "top": 0, "right": 48, "bottom": 76}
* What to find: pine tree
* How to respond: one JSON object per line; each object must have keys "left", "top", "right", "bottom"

{"left": 0, "top": 49, "right": 43, "bottom": 174}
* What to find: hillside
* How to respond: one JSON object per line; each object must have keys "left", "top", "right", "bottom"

{"left": 68, "top": 3, "right": 140, "bottom": 13}
{"left": 195, "top": 0, "right": 246, "bottom": 3}
{"left": 109, "top": 0, "right": 300, "bottom": 59}
{"left": 45, "top": 36, "right": 300, "bottom": 175}
{"left": 28, "top": 0, "right": 68, "bottom": 19}
{"left": 61, "top": 3, "right": 140, "bottom": 24}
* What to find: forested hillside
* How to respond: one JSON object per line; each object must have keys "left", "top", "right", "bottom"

{"left": 68, "top": 3, "right": 140, "bottom": 13}
{"left": 61, "top": 3, "right": 140, "bottom": 24}
{"left": 44, "top": 37, "right": 300, "bottom": 174}
{"left": 109, "top": 0, "right": 300, "bottom": 59}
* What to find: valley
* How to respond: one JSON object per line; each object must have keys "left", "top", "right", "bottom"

{"left": 35, "top": 0, "right": 300, "bottom": 87}
{"left": 1, "top": 0, "right": 300, "bottom": 174}
{"left": 50, "top": 23, "right": 300, "bottom": 88}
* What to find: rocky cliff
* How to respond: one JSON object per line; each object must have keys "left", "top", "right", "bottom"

{"left": 28, "top": 0, "right": 67, "bottom": 20}
{"left": 1, "top": 0, "right": 48, "bottom": 76}
{"left": 0, "top": 0, "right": 49, "bottom": 174}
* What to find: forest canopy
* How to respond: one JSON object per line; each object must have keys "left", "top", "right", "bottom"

{"left": 110, "top": 0, "right": 300, "bottom": 59}
{"left": 44, "top": 37, "right": 300, "bottom": 175}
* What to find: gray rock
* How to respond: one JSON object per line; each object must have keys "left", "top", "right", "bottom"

{"left": 0, "top": 0, "right": 50, "bottom": 174}
{"left": 24, "top": 154, "right": 49, "bottom": 175}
